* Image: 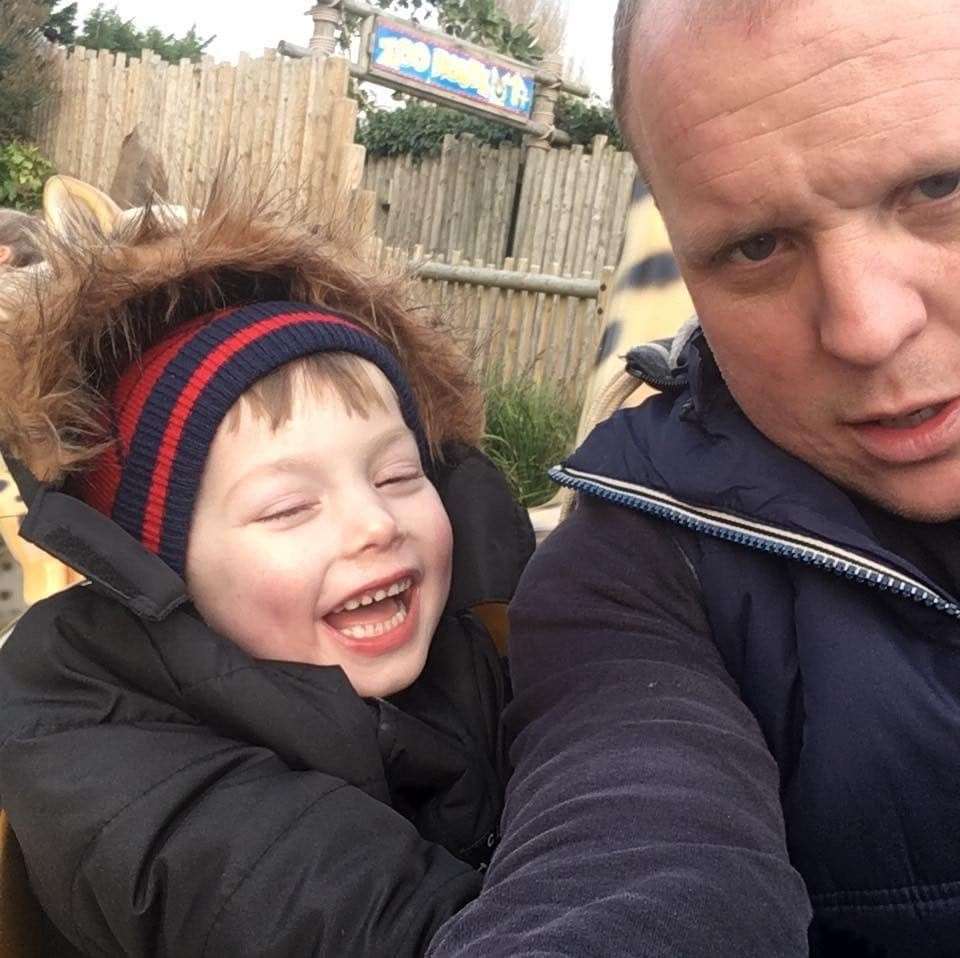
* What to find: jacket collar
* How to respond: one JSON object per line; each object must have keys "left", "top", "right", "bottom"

{"left": 5, "top": 448, "right": 187, "bottom": 621}
{"left": 564, "top": 325, "right": 960, "bottom": 608}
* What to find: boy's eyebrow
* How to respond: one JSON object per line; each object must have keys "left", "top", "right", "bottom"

{"left": 223, "top": 458, "right": 313, "bottom": 506}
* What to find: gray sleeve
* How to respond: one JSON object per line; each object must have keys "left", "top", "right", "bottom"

{"left": 428, "top": 496, "right": 812, "bottom": 957}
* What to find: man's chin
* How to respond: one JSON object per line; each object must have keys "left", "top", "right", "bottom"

{"left": 837, "top": 469, "right": 960, "bottom": 523}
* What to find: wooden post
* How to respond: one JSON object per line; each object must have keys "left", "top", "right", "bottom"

{"left": 307, "top": 2, "right": 341, "bottom": 58}
{"left": 525, "top": 54, "right": 562, "bottom": 154}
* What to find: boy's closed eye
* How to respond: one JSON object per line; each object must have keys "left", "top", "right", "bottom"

{"left": 258, "top": 501, "right": 316, "bottom": 523}
{"left": 376, "top": 466, "right": 425, "bottom": 489}
{"left": 254, "top": 463, "right": 424, "bottom": 524}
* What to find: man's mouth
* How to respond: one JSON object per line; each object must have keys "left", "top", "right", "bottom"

{"left": 323, "top": 576, "right": 413, "bottom": 640}
{"left": 847, "top": 395, "right": 960, "bottom": 465}
{"left": 869, "top": 402, "right": 947, "bottom": 430}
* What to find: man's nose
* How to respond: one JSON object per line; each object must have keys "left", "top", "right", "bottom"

{"left": 342, "top": 491, "right": 401, "bottom": 555}
{"left": 814, "top": 237, "right": 927, "bottom": 368}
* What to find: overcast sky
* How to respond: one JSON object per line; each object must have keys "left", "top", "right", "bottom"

{"left": 72, "top": 0, "right": 617, "bottom": 102}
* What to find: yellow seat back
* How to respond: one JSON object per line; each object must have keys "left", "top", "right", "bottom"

{"left": 0, "top": 460, "right": 84, "bottom": 610}
{"left": 529, "top": 184, "right": 694, "bottom": 540}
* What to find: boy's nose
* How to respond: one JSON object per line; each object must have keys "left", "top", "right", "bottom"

{"left": 343, "top": 493, "right": 402, "bottom": 556}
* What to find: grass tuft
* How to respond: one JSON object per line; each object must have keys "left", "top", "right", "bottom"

{"left": 482, "top": 377, "right": 580, "bottom": 509}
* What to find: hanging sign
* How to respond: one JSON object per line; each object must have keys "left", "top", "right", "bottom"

{"left": 369, "top": 17, "right": 536, "bottom": 125}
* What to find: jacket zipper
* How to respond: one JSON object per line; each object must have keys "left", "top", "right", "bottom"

{"left": 550, "top": 464, "right": 960, "bottom": 620}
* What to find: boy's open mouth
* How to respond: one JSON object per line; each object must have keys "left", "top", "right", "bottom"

{"left": 323, "top": 576, "right": 414, "bottom": 639}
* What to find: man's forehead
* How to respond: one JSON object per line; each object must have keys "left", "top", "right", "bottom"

{"left": 646, "top": 4, "right": 923, "bottom": 135}
{"left": 633, "top": 0, "right": 960, "bottom": 229}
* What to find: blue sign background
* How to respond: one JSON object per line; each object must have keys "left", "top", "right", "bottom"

{"left": 371, "top": 21, "right": 535, "bottom": 122}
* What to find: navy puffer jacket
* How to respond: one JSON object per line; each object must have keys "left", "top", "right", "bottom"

{"left": 554, "top": 331, "right": 960, "bottom": 956}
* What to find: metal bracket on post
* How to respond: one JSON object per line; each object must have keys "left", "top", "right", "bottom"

{"left": 307, "top": 1, "right": 341, "bottom": 58}
{"left": 525, "top": 54, "right": 563, "bottom": 152}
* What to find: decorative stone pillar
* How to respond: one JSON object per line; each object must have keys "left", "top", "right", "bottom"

{"left": 307, "top": 2, "right": 340, "bottom": 57}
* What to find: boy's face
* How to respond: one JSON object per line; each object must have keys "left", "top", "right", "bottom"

{"left": 185, "top": 361, "right": 453, "bottom": 698}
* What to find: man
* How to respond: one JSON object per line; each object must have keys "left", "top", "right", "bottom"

{"left": 428, "top": 0, "right": 960, "bottom": 955}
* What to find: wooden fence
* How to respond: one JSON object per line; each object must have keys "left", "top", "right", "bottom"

{"left": 363, "top": 133, "right": 638, "bottom": 279}
{"left": 374, "top": 240, "right": 614, "bottom": 396}
{"left": 363, "top": 135, "right": 522, "bottom": 263}
{"left": 513, "top": 136, "right": 637, "bottom": 278}
{"left": 32, "top": 46, "right": 368, "bottom": 216}
{"left": 29, "top": 48, "right": 622, "bottom": 394}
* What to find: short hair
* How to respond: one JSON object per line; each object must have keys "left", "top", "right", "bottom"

{"left": 225, "top": 352, "right": 391, "bottom": 433}
{"left": 0, "top": 209, "right": 43, "bottom": 267}
{"left": 611, "top": 0, "right": 642, "bottom": 140}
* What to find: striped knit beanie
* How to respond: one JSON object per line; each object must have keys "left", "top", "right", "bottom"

{"left": 77, "top": 301, "right": 428, "bottom": 576}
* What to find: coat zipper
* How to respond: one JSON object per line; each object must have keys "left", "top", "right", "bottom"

{"left": 550, "top": 464, "right": 960, "bottom": 619}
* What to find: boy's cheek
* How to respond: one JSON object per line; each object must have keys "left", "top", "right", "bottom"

{"left": 416, "top": 487, "right": 454, "bottom": 557}
{"left": 188, "top": 536, "right": 311, "bottom": 632}
{"left": 217, "top": 557, "right": 317, "bottom": 617}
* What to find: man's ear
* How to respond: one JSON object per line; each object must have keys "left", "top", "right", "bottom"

{"left": 0, "top": 245, "right": 12, "bottom": 266}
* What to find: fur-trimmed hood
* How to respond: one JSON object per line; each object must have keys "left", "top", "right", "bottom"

{"left": 0, "top": 181, "right": 483, "bottom": 484}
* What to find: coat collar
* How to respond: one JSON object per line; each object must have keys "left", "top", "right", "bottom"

{"left": 565, "top": 326, "right": 959, "bottom": 607}
{"left": 5, "top": 447, "right": 187, "bottom": 621}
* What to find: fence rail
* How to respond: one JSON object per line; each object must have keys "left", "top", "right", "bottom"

{"left": 375, "top": 240, "right": 613, "bottom": 395}
{"left": 414, "top": 261, "right": 601, "bottom": 298}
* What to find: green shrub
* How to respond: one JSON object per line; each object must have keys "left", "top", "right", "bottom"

{"left": 0, "top": 141, "right": 54, "bottom": 211}
{"left": 359, "top": 101, "right": 522, "bottom": 160}
{"left": 555, "top": 95, "right": 624, "bottom": 152}
{"left": 359, "top": 96, "right": 622, "bottom": 161}
{"left": 77, "top": 5, "right": 213, "bottom": 63}
{"left": 482, "top": 376, "right": 579, "bottom": 508}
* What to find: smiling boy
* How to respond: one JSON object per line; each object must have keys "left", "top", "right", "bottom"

{"left": 184, "top": 353, "right": 454, "bottom": 698}
{"left": 0, "top": 187, "right": 532, "bottom": 957}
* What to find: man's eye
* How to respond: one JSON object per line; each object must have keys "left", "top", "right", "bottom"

{"left": 732, "top": 233, "right": 778, "bottom": 263}
{"left": 914, "top": 171, "right": 960, "bottom": 201}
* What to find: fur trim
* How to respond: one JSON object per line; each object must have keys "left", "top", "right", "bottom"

{"left": 0, "top": 181, "right": 484, "bottom": 483}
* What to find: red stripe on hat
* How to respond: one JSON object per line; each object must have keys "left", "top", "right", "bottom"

{"left": 115, "top": 314, "right": 213, "bottom": 454}
{"left": 140, "top": 311, "right": 359, "bottom": 552}
{"left": 84, "top": 314, "right": 214, "bottom": 518}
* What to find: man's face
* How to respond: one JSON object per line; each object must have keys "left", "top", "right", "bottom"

{"left": 185, "top": 362, "right": 453, "bottom": 698}
{"left": 627, "top": 0, "right": 960, "bottom": 519}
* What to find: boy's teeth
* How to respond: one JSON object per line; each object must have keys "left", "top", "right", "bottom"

{"left": 338, "top": 603, "right": 408, "bottom": 639}
{"left": 332, "top": 577, "right": 412, "bottom": 614}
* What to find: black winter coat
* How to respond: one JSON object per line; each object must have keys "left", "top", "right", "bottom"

{"left": 0, "top": 446, "right": 534, "bottom": 958}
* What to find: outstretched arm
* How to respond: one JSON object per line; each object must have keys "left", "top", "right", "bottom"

{"left": 428, "top": 496, "right": 811, "bottom": 957}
